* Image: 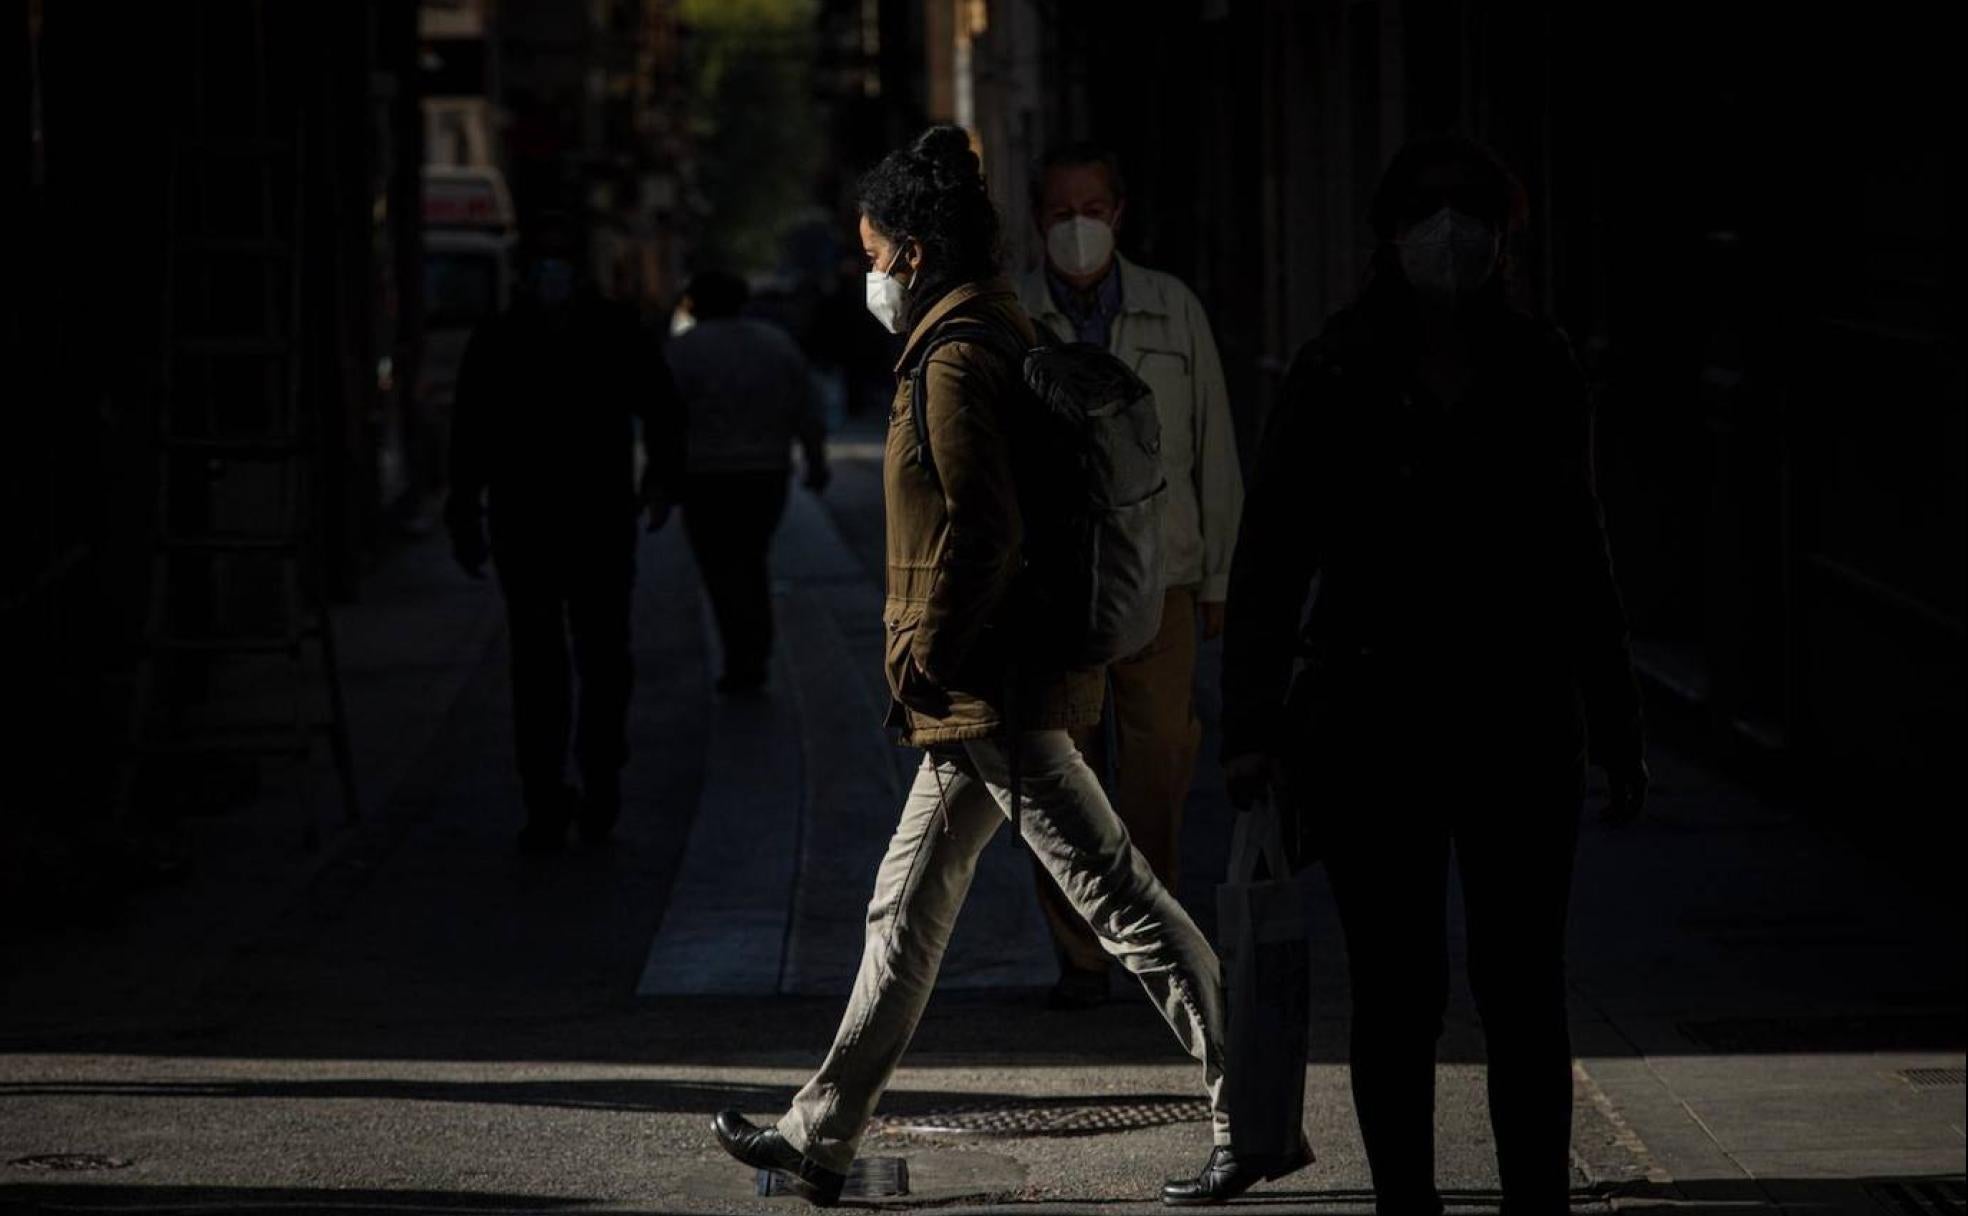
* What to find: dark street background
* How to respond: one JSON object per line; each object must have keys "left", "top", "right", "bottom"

{"left": 5, "top": 1, "right": 1962, "bottom": 1213}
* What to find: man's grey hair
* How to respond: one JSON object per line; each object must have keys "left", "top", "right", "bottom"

{"left": 1029, "top": 141, "right": 1127, "bottom": 211}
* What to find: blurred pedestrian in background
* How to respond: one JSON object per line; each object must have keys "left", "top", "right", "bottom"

{"left": 446, "top": 213, "right": 683, "bottom": 853}
{"left": 665, "top": 269, "right": 830, "bottom": 695}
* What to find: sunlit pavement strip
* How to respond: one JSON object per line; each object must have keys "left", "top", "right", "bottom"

{"left": 633, "top": 637, "right": 805, "bottom": 997}
{"left": 0, "top": 1055, "right": 1616, "bottom": 1212}
{"left": 639, "top": 489, "right": 1052, "bottom": 998}
{"left": 1579, "top": 1050, "right": 1966, "bottom": 1182}
{"left": 2, "top": 1049, "right": 1958, "bottom": 1211}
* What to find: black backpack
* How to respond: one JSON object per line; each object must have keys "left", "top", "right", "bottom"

{"left": 906, "top": 319, "right": 1167, "bottom": 670}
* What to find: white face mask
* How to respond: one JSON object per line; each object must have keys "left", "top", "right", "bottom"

{"left": 1046, "top": 215, "right": 1116, "bottom": 278}
{"left": 1396, "top": 207, "right": 1500, "bottom": 304}
{"left": 668, "top": 307, "right": 696, "bottom": 338}
{"left": 864, "top": 242, "right": 912, "bottom": 334}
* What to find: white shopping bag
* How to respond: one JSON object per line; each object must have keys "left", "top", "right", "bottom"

{"left": 1215, "top": 795, "right": 1312, "bottom": 1158}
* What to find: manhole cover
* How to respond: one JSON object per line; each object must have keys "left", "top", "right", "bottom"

{"left": 1900, "top": 1067, "right": 1967, "bottom": 1088}
{"left": 10, "top": 1154, "right": 134, "bottom": 1172}
{"left": 759, "top": 1156, "right": 909, "bottom": 1199}
{"left": 875, "top": 1097, "right": 1210, "bottom": 1138}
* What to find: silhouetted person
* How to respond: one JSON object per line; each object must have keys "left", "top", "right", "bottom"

{"left": 665, "top": 269, "right": 828, "bottom": 694}
{"left": 445, "top": 217, "right": 682, "bottom": 853}
{"left": 709, "top": 126, "right": 1262, "bottom": 1208}
{"left": 1220, "top": 135, "right": 1648, "bottom": 1216}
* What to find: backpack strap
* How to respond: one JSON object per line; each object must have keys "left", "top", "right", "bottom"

{"left": 906, "top": 318, "right": 1027, "bottom": 489}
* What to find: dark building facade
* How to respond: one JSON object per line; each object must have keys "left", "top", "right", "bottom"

{"left": 7, "top": 0, "right": 1956, "bottom": 889}
{"left": 494, "top": 0, "right": 687, "bottom": 311}
{"left": 10, "top": 2, "right": 423, "bottom": 871}
{"left": 946, "top": 0, "right": 1960, "bottom": 818}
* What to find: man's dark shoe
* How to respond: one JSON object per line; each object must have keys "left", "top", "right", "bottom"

{"left": 517, "top": 783, "right": 576, "bottom": 855}
{"left": 577, "top": 772, "right": 620, "bottom": 845}
{"left": 1161, "top": 1138, "right": 1315, "bottom": 1206}
{"left": 712, "top": 1109, "right": 845, "bottom": 1207}
{"left": 1045, "top": 966, "right": 1109, "bottom": 1011}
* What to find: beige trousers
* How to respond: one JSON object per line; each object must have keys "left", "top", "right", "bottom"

{"left": 777, "top": 730, "right": 1229, "bottom": 1173}
{"left": 1039, "top": 587, "right": 1204, "bottom": 974}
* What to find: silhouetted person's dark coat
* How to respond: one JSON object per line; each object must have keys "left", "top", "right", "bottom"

{"left": 1220, "top": 283, "right": 1643, "bottom": 1215}
{"left": 445, "top": 291, "right": 682, "bottom": 828}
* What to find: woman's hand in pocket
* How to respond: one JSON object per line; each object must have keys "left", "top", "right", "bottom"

{"left": 896, "top": 656, "right": 951, "bottom": 716}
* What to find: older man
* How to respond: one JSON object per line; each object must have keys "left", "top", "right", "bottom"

{"left": 1018, "top": 142, "right": 1244, "bottom": 1009}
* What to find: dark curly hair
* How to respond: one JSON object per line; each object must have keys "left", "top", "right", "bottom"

{"left": 857, "top": 125, "right": 1001, "bottom": 289}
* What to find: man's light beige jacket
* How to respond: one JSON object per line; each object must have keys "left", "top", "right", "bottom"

{"left": 1018, "top": 255, "right": 1243, "bottom": 602}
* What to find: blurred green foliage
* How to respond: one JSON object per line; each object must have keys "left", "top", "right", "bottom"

{"left": 680, "top": 0, "right": 821, "bottom": 273}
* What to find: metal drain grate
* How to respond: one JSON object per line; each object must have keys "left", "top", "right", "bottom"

{"left": 1865, "top": 1179, "right": 1965, "bottom": 1216}
{"left": 875, "top": 1097, "right": 1211, "bottom": 1138}
{"left": 758, "top": 1156, "right": 909, "bottom": 1200}
{"left": 1900, "top": 1068, "right": 1967, "bottom": 1088}
{"left": 9, "top": 1154, "right": 134, "bottom": 1172}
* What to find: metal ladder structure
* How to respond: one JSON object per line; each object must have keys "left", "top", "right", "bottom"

{"left": 123, "top": 0, "right": 357, "bottom": 842}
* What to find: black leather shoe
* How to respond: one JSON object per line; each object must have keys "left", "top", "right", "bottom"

{"left": 712, "top": 1109, "right": 845, "bottom": 1207}
{"left": 1161, "top": 1137, "right": 1315, "bottom": 1206}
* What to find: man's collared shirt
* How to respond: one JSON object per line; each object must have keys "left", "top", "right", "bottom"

{"left": 1045, "top": 261, "right": 1124, "bottom": 348}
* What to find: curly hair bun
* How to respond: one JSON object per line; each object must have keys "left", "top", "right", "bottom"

{"left": 912, "top": 125, "right": 982, "bottom": 187}
{"left": 857, "top": 125, "right": 1001, "bottom": 280}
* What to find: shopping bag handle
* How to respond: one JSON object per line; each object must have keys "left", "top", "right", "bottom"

{"left": 1227, "top": 794, "right": 1293, "bottom": 884}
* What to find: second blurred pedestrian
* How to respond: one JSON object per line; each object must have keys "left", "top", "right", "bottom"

{"left": 666, "top": 270, "right": 830, "bottom": 694}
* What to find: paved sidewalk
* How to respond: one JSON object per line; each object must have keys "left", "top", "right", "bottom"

{"left": 0, "top": 435, "right": 1960, "bottom": 1215}
{"left": 0, "top": 529, "right": 509, "bottom": 1044}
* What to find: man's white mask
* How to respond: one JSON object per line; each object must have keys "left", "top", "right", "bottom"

{"left": 1046, "top": 216, "right": 1116, "bottom": 278}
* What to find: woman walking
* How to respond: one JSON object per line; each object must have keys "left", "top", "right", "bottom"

{"left": 712, "top": 125, "right": 1300, "bottom": 1207}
